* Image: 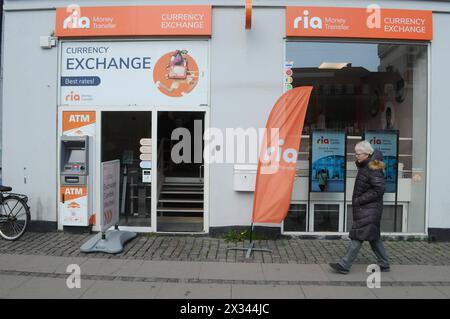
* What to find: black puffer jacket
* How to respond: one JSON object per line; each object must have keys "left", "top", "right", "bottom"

{"left": 349, "top": 150, "right": 385, "bottom": 241}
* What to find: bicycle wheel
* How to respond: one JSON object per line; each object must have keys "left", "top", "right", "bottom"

{"left": 0, "top": 195, "right": 30, "bottom": 240}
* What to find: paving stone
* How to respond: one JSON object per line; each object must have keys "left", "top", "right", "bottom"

{"left": 155, "top": 282, "right": 231, "bottom": 299}
{"left": 4, "top": 277, "right": 96, "bottom": 299}
{"left": 1, "top": 232, "right": 449, "bottom": 265}
{"left": 0, "top": 274, "right": 31, "bottom": 298}
{"left": 231, "top": 284, "right": 305, "bottom": 299}
{"left": 371, "top": 286, "right": 448, "bottom": 299}
{"left": 81, "top": 280, "right": 162, "bottom": 299}
{"left": 301, "top": 285, "right": 377, "bottom": 299}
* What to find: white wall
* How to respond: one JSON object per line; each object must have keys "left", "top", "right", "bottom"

{"left": 2, "top": 10, "right": 58, "bottom": 222}
{"left": 209, "top": 7, "right": 284, "bottom": 227}
{"left": 428, "top": 12, "right": 450, "bottom": 229}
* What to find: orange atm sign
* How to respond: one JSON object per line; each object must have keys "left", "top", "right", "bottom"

{"left": 286, "top": 6, "right": 433, "bottom": 40}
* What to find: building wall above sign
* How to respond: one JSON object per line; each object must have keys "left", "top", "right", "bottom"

{"left": 286, "top": 6, "right": 433, "bottom": 40}
{"left": 56, "top": 5, "right": 212, "bottom": 37}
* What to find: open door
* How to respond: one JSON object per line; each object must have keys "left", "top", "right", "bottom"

{"left": 156, "top": 111, "right": 205, "bottom": 232}
{"left": 101, "top": 111, "right": 153, "bottom": 228}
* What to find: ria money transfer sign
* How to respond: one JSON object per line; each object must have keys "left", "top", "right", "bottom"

{"left": 365, "top": 130, "right": 399, "bottom": 193}
{"left": 310, "top": 130, "right": 346, "bottom": 192}
{"left": 60, "top": 41, "right": 208, "bottom": 106}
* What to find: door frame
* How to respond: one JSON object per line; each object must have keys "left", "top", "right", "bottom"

{"left": 154, "top": 108, "right": 209, "bottom": 234}
{"left": 99, "top": 108, "right": 155, "bottom": 233}
{"left": 97, "top": 106, "right": 209, "bottom": 234}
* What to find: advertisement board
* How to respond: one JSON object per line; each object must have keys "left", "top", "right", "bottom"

{"left": 364, "top": 130, "right": 399, "bottom": 193}
{"left": 60, "top": 41, "right": 208, "bottom": 106}
{"left": 101, "top": 160, "right": 120, "bottom": 232}
{"left": 310, "top": 130, "right": 346, "bottom": 193}
{"left": 60, "top": 186, "right": 88, "bottom": 226}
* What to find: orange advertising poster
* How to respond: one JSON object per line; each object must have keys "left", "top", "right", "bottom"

{"left": 56, "top": 5, "right": 211, "bottom": 37}
{"left": 252, "top": 86, "right": 313, "bottom": 224}
{"left": 286, "top": 6, "right": 432, "bottom": 40}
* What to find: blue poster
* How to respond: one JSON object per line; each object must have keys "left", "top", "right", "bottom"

{"left": 310, "top": 131, "right": 346, "bottom": 192}
{"left": 365, "top": 131, "right": 398, "bottom": 193}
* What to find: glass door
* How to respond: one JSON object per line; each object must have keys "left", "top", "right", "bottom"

{"left": 101, "top": 111, "right": 153, "bottom": 228}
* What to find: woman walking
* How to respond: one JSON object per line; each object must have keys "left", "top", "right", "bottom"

{"left": 329, "top": 141, "right": 390, "bottom": 274}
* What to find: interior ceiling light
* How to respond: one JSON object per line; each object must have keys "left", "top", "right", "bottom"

{"left": 319, "top": 62, "right": 349, "bottom": 69}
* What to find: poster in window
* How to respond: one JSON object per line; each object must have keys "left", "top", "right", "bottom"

{"left": 364, "top": 130, "right": 399, "bottom": 193}
{"left": 310, "top": 130, "right": 346, "bottom": 193}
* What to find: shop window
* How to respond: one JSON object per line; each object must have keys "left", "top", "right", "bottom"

{"left": 346, "top": 204, "right": 403, "bottom": 233}
{"left": 313, "top": 204, "right": 340, "bottom": 232}
{"left": 284, "top": 203, "right": 307, "bottom": 232}
{"left": 287, "top": 41, "right": 428, "bottom": 233}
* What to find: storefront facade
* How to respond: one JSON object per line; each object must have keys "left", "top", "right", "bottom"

{"left": 2, "top": 0, "right": 450, "bottom": 240}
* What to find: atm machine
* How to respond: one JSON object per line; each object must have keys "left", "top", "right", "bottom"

{"left": 60, "top": 136, "right": 92, "bottom": 227}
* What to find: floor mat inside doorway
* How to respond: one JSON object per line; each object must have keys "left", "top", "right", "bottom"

{"left": 157, "top": 216, "right": 203, "bottom": 232}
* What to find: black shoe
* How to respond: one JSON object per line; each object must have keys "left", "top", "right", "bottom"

{"left": 329, "top": 263, "right": 349, "bottom": 274}
{"left": 380, "top": 265, "right": 390, "bottom": 272}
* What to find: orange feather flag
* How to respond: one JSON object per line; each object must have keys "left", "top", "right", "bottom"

{"left": 252, "top": 86, "right": 313, "bottom": 223}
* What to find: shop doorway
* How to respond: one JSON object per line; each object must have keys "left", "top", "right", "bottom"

{"left": 157, "top": 111, "right": 205, "bottom": 232}
{"left": 101, "top": 111, "right": 152, "bottom": 228}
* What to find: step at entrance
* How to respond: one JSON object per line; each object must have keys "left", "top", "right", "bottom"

{"left": 157, "top": 207, "right": 204, "bottom": 212}
{"left": 159, "top": 199, "right": 204, "bottom": 203}
{"left": 160, "top": 190, "right": 203, "bottom": 194}
{"left": 163, "top": 182, "right": 203, "bottom": 187}
{"left": 157, "top": 178, "right": 204, "bottom": 227}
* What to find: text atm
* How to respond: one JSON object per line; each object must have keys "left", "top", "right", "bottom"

{"left": 60, "top": 136, "right": 92, "bottom": 226}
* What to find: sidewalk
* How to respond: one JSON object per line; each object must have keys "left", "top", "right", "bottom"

{"left": 0, "top": 232, "right": 449, "bottom": 298}
{"left": 1, "top": 231, "right": 449, "bottom": 265}
{"left": 1, "top": 253, "right": 450, "bottom": 299}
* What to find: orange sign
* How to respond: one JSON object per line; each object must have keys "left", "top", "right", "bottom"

{"left": 252, "top": 86, "right": 313, "bottom": 224}
{"left": 245, "top": 0, "right": 252, "bottom": 29}
{"left": 62, "top": 111, "right": 96, "bottom": 133}
{"left": 56, "top": 5, "right": 212, "bottom": 37}
{"left": 60, "top": 186, "right": 87, "bottom": 202}
{"left": 286, "top": 6, "right": 432, "bottom": 40}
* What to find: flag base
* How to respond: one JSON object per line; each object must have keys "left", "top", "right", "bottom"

{"left": 227, "top": 241, "right": 272, "bottom": 259}
{"left": 80, "top": 229, "right": 137, "bottom": 254}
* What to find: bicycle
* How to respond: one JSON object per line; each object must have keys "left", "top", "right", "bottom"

{"left": 0, "top": 186, "right": 31, "bottom": 240}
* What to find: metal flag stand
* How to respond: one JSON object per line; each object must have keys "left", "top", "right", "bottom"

{"left": 227, "top": 223, "right": 272, "bottom": 259}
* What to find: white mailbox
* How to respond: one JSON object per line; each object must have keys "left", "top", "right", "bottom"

{"left": 233, "top": 165, "right": 257, "bottom": 191}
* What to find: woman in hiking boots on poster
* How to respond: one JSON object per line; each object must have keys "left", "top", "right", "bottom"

{"left": 330, "top": 141, "right": 390, "bottom": 274}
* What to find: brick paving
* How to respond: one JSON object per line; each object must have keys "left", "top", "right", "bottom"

{"left": 0, "top": 231, "right": 449, "bottom": 265}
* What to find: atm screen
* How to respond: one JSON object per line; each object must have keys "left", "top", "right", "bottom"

{"left": 68, "top": 149, "right": 85, "bottom": 163}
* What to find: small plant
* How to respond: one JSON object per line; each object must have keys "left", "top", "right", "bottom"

{"left": 223, "top": 229, "right": 248, "bottom": 243}
{"left": 223, "top": 229, "right": 269, "bottom": 242}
